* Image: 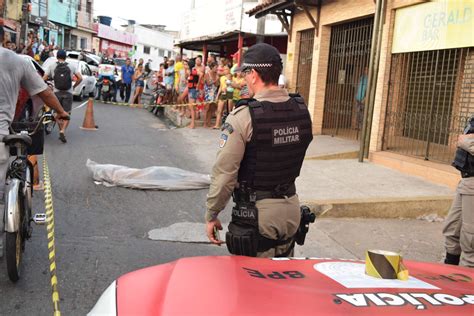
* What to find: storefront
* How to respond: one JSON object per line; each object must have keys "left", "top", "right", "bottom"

{"left": 383, "top": 0, "right": 474, "bottom": 165}
{"left": 93, "top": 23, "right": 136, "bottom": 58}
{"left": 29, "top": 0, "right": 48, "bottom": 42}
{"left": 248, "top": 0, "right": 474, "bottom": 187}
{"left": 100, "top": 39, "right": 133, "bottom": 58}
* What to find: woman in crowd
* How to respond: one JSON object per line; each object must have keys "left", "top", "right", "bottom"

{"left": 203, "top": 62, "right": 219, "bottom": 128}
{"left": 132, "top": 64, "right": 145, "bottom": 104}
{"left": 213, "top": 68, "right": 231, "bottom": 129}
{"left": 177, "top": 59, "right": 190, "bottom": 117}
{"left": 217, "top": 57, "right": 230, "bottom": 77}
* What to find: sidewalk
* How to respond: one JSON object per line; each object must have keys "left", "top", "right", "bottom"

{"left": 166, "top": 123, "right": 453, "bottom": 263}
{"left": 174, "top": 126, "right": 454, "bottom": 218}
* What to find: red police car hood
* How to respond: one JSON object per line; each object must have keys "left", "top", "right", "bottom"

{"left": 115, "top": 256, "right": 473, "bottom": 315}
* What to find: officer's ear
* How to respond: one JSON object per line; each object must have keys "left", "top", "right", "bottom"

{"left": 249, "top": 69, "right": 259, "bottom": 86}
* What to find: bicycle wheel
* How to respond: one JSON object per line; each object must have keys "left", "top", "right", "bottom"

{"left": 5, "top": 230, "right": 22, "bottom": 282}
{"left": 5, "top": 181, "right": 26, "bottom": 282}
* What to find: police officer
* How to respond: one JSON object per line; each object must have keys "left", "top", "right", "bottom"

{"left": 205, "top": 43, "right": 313, "bottom": 257}
{"left": 444, "top": 123, "right": 474, "bottom": 267}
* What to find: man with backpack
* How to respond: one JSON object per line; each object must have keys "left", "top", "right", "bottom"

{"left": 43, "top": 49, "right": 82, "bottom": 143}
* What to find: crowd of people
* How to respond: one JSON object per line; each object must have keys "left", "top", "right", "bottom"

{"left": 2, "top": 31, "right": 61, "bottom": 63}
{"left": 147, "top": 52, "right": 254, "bottom": 129}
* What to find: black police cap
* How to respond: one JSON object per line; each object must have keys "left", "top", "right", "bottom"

{"left": 235, "top": 43, "right": 282, "bottom": 72}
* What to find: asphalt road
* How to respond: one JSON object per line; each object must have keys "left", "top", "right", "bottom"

{"left": 0, "top": 101, "right": 228, "bottom": 315}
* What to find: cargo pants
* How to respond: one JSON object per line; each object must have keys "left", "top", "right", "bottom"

{"left": 443, "top": 177, "right": 474, "bottom": 267}
{"left": 256, "top": 194, "right": 300, "bottom": 258}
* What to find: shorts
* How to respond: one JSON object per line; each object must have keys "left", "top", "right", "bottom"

{"left": 188, "top": 88, "right": 198, "bottom": 100}
{"left": 55, "top": 91, "right": 73, "bottom": 113}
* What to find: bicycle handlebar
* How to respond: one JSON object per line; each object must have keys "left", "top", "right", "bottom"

{"left": 26, "top": 113, "right": 69, "bottom": 137}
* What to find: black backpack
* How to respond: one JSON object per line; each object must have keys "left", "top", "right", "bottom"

{"left": 53, "top": 62, "right": 72, "bottom": 91}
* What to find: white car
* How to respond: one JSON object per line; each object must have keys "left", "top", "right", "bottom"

{"left": 66, "top": 50, "right": 100, "bottom": 75}
{"left": 43, "top": 57, "right": 97, "bottom": 101}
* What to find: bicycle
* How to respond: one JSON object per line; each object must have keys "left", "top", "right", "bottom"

{"left": 3, "top": 113, "right": 60, "bottom": 282}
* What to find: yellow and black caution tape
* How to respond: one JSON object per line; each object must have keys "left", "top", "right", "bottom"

{"left": 102, "top": 101, "right": 148, "bottom": 108}
{"left": 365, "top": 250, "right": 409, "bottom": 281}
{"left": 101, "top": 100, "right": 215, "bottom": 110}
{"left": 43, "top": 155, "right": 61, "bottom": 316}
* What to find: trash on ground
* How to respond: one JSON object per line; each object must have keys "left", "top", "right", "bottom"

{"left": 416, "top": 213, "right": 445, "bottom": 222}
{"left": 86, "top": 159, "right": 211, "bottom": 190}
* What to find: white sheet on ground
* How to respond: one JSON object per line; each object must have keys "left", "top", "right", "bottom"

{"left": 86, "top": 159, "right": 211, "bottom": 190}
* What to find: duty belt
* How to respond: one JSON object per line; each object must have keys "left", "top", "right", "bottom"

{"left": 254, "top": 183, "right": 296, "bottom": 201}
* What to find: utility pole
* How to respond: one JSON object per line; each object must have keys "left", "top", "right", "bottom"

{"left": 358, "top": 0, "right": 386, "bottom": 162}
{"left": 20, "top": 0, "right": 30, "bottom": 46}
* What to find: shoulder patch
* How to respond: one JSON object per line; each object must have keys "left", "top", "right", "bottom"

{"left": 221, "top": 122, "right": 234, "bottom": 134}
{"left": 219, "top": 134, "right": 228, "bottom": 148}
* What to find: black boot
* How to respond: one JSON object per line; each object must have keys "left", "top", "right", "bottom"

{"left": 444, "top": 253, "right": 461, "bottom": 265}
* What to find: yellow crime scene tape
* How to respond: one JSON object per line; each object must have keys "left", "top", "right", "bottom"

{"left": 365, "top": 249, "right": 409, "bottom": 281}
{"left": 101, "top": 100, "right": 215, "bottom": 109}
{"left": 42, "top": 155, "right": 61, "bottom": 316}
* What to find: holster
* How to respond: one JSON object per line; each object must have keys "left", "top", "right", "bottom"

{"left": 226, "top": 204, "right": 259, "bottom": 257}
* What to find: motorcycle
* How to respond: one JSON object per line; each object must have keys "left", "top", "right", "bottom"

{"left": 96, "top": 75, "right": 116, "bottom": 102}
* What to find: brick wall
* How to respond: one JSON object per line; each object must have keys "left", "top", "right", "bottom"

{"left": 285, "top": 0, "right": 426, "bottom": 146}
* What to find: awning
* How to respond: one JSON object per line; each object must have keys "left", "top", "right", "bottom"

{"left": 0, "top": 18, "right": 19, "bottom": 31}
{"left": 246, "top": 0, "right": 321, "bottom": 38}
{"left": 176, "top": 30, "right": 288, "bottom": 54}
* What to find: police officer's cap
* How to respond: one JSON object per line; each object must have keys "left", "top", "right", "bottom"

{"left": 235, "top": 43, "right": 282, "bottom": 72}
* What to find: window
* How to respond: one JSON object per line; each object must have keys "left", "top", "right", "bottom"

{"left": 78, "top": 0, "right": 81, "bottom": 11}
{"left": 82, "top": 63, "right": 92, "bottom": 76}
{"left": 86, "top": 0, "right": 92, "bottom": 14}
{"left": 80, "top": 38, "right": 87, "bottom": 49}
{"left": 158, "top": 49, "right": 164, "bottom": 57}
{"left": 144, "top": 46, "right": 151, "bottom": 54}
{"left": 168, "top": 51, "right": 172, "bottom": 58}
{"left": 71, "top": 35, "right": 78, "bottom": 50}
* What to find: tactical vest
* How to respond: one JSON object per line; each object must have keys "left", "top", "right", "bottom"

{"left": 236, "top": 95, "right": 313, "bottom": 191}
{"left": 452, "top": 148, "right": 474, "bottom": 176}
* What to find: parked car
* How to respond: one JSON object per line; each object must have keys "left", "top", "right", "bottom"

{"left": 42, "top": 57, "right": 97, "bottom": 101}
{"left": 88, "top": 256, "right": 474, "bottom": 316}
{"left": 66, "top": 51, "right": 100, "bottom": 76}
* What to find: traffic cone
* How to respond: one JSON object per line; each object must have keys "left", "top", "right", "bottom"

{"left": 80, "top": 97, "right": 98, "bottom": 130}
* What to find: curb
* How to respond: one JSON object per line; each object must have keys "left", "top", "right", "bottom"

{"left": 303, "top": 195, "right": 453, "bottom": 219}
{"left": 305, "top": 151, "right": 359, "bottom": 160}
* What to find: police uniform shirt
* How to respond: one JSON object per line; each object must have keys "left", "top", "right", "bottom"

{"left": 205, "top": 87, "right": 291, "bottom": 221}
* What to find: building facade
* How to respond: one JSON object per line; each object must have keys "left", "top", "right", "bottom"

{"left": 71, "top": 0, "right": 95, "bottom": 51}
{"left": 250, "top": 0, "right": 474, "bottom": 188}
{"left": 48, "top": 0, "right": 78, "bottom": 48}
{"left": 0, "top": 0, "right": 22, "bottom": 45}
{"left": 126, "top": 24, "right": 176, "bottom": 69}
